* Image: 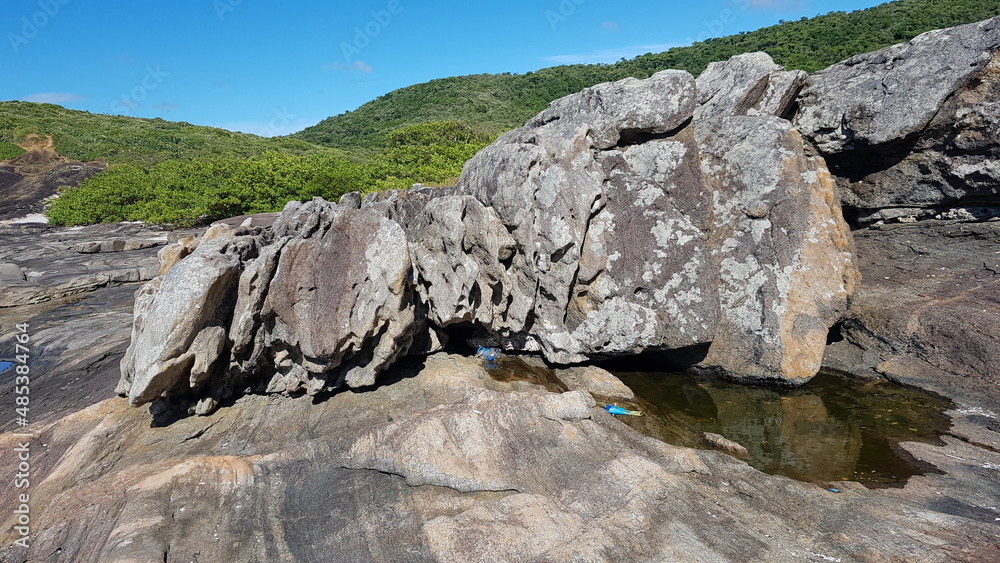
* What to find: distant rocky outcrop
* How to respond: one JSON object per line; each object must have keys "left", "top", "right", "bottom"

{"left": 0, "top": 135, "right": 105, "bottom": 221}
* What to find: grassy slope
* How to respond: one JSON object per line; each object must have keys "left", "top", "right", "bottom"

{"left": 293, "top": 0, "right": 1000, "bottom": 150}
{"left": 0, "top": 101, "right": 329, "bottom": 166}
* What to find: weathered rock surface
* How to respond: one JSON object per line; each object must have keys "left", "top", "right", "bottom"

{"left": 261, "top": 204, "right": 416, "bottom": 391}
{"left": 0, "top": 137, "right": 106, "bottom": 221}
{"left": 113, "top": 64, "right": 861, "bottom": 409}
{"left": 3, "top": 352, "right": 999, "bottom": 562}
{"left": 696, "top": 116, "right": 859, "bottom": 383}
{"left": 0, "top": 223, "right": 164, "bottom": 307}
{"left": 458, "top": 70, "right": 715, "bottom": 365}
{"left": 823, "top": 220, "right": 1000, "bottom": 410}
{"left": 0, "top": 284, "right": 138, "bottom": 428}
{"left": 794, "top": 16, "right": 1000, "bottom": 216}
{"left": 457, "top": 69, "right": 854, "bottom": 372}
{"left": 406, "top": 195, "right": 517, "bottom": 331}
{"left": 695, "top": 51, "right": 806, "bottom": 120}
{"left": 116, "top": 225, "right": 262, "bottom": 408}
{"left": 554, "top": 364, "right": 636, "bottom": 401}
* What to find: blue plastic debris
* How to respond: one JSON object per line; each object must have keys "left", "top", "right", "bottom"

{"left": 604, "top": 404, "right": 643, "bottom": 416}
{"left": 825, "top": 488, "right": 841, "bottom": 493}
{"left": 475, "top": 347, "right": 502, "bottom": 369}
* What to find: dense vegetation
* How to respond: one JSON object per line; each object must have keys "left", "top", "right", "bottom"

{"left": 0, "top": 101, "right": 324, "bottom": 166}
{"left": 295, "top": 0, "right": 1000, "bottom": 150}
{"left": 0, "top": 141, "right": 26, "bottom": 160}
{"left": 44, "top": 121, "right": 491, "bottom": 226}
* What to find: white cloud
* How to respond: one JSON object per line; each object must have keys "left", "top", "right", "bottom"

{"left": 323, "top": 60, "right": 374, "bottom": 74}
{"left": 18, "top": 92, "right": 85, "bottom": 104}
{"left": 543, "top": 44, "right": 679, "bottom": 65}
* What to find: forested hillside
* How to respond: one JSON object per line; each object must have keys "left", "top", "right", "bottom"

{"left": 41, "top": 121, "right": 490, "bottom": 226}
{"left": 294, "top": 0, "right": 1000, "bottom": 150}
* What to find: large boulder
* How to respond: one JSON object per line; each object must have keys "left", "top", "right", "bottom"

{"left": 459, "top": 70, "right": 724, "bottom": 363}
{"left": 794, "top": 16, "right": 1000, "bottom": 215}
{"left": 573, "top": 126, "right": 718, "bottom": 356}
{"left": 116, "top": 65, "right": 865, "bottom": 409}
{"left": 458, "top": 69, "right": 857, "bottom": 379}
{"left": 696, "top": 116, "right": 859, "bottom": 383}
{"left": 116, "top": 225, "right": 262, "bottom": 407}
{"left": 259, "top": 204, "right": 417, "bottom": 392}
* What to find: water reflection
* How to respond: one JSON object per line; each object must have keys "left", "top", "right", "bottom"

{"left": 611, "top": 370, "right": 953, "bottom": 487}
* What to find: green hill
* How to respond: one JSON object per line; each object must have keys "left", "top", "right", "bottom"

{"left": 0, "top": 101, "right": 327, "bottom": 167}
{"left": 30, "top": 119, "right": 490, "bottom": 227}
{"left": 0, "top": 103, "right": 489, "bottom": 227}
{"left": 293, "top": 0, "right": 1000, "bottom": 150}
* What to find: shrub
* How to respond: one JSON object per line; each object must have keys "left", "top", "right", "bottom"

{"left": 0, "top": 141, "right": 25, "bottom": 160}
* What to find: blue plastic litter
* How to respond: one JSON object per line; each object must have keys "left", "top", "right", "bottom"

{"left": 0, "top": 361, "right": 13, "bottom": 373}
{"left": 475, "top": 347, "right": 502, "bottom": 369}
{"left": 604, "top": 404, "right": 643, "bottom": 416}
{"left": 825, "top": 488, "right": 841, "bottom": 493}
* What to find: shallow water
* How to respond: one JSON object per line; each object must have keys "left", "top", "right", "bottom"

{"left": 483, "top": 356, "right": 954, "bottom": 487}
{"left": 611, "top": 369, "right": 954, "bottom": 487}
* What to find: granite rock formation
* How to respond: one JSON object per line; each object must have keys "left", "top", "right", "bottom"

{"left": 695, "top": 115, "right": 857, "bottom": 383}
{"left": 116, "top": 66, "right": 861, "bottom": 411}
{"left": 794, "top": 16, "right": 1000, "bottom": 223}
{"left": 694, "top": 51, "right": 806, "bottom": 120}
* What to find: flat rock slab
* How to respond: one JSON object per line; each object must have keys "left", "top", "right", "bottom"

{"left": 0, "top": 223, "right": 165, "bottom": 307}
{"left": 826, "top": 220, "right": 1000, "bottom": 409}
{"left": 0, "top": 284, "right": 137, "bottom": 432}
{"left": 1, "top": 353, "right": 998, "bottom": 562}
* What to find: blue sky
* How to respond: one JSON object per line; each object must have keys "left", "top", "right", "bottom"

{"left": 2, "top": 0, "right": 889, "bottom": 136}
